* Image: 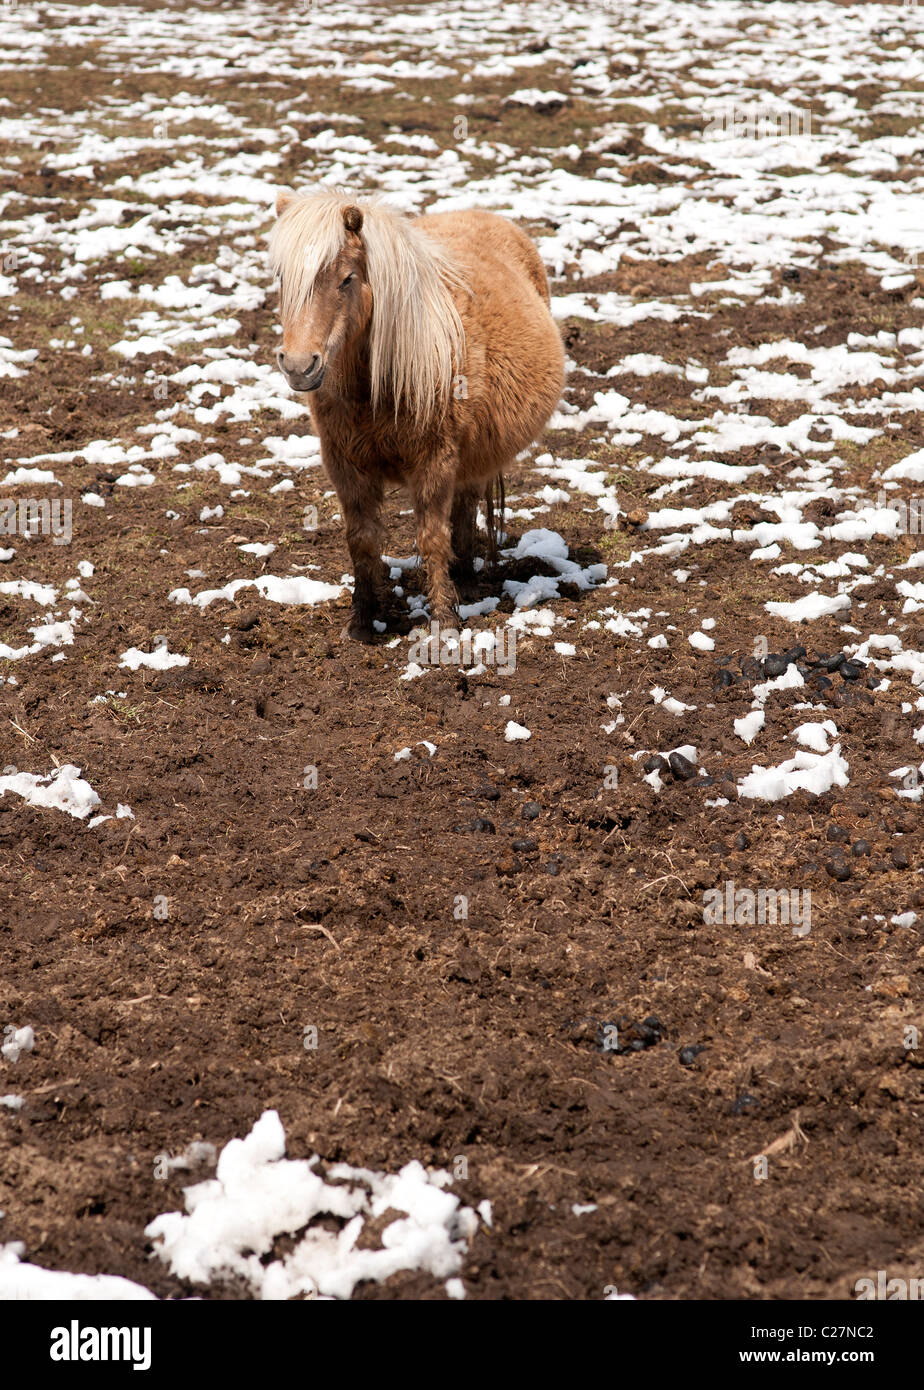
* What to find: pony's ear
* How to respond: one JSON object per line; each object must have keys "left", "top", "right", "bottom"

{"left": 276, "top": 188, "right": 296, "bottom": 217}
{"left": 343, "top": 205, "right": 363, "bottom": 234}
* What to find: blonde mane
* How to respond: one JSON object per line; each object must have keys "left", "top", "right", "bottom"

{"left": 268, "top": 190, "right": 466, "bottom": 425}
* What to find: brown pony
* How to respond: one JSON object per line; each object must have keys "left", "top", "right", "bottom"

{"left": 268, "top": 189, "right": 564, "bottom": 639}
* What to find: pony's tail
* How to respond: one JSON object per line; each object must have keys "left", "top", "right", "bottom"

{"left": 484, "top": 474, "right": 506, "bottom": 568}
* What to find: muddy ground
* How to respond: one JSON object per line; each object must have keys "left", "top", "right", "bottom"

{"left": 0, "top": 0, "right": 922, "bottom": 1300}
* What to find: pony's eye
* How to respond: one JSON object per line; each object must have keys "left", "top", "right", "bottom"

{"left": 339, "top": 274, "right": 354, "bottom": 291}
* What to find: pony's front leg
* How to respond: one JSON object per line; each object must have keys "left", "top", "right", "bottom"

{"left": 413, "top": 450, "right": 458, "bottom": 626}
{"left": 329, "top": 462, "right": 385, "bottom": 642}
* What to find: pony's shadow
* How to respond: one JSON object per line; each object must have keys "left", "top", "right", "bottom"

{"left": 377, "top": 533, "right": 608, "bottom": 637}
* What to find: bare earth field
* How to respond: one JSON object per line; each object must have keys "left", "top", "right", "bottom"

{"left": 0, "top": 0, "right": 922, "bottom": 1302}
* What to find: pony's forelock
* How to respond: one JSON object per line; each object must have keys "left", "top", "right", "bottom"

{"left": 268, "top": 190, "right": 466, "bottom": 425}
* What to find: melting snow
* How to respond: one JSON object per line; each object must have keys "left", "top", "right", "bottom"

{"left": 738, "top": 746, "right": 850, "bottom": 801}
{"left": 146, "top": 1110, "right": 477, "bottom": 1300}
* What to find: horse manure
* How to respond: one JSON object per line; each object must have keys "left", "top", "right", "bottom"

{"left": 598, "top": 1015, "right": 665, "bottom": 1055}
{"left": 668, "top": 752, "right": 697, "bottom": 781}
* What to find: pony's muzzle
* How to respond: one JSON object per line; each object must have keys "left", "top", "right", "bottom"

{"left": 276, "top": 348, "right": 326, "bottom": 391}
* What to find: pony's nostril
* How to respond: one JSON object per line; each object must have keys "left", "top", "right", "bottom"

{"left": 278, "top": 350, "right": 322, "bottom": 379}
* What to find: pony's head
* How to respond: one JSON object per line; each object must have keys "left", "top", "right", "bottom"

{"left": 271, "top": 190, "right": 370, "bottom": 392}
{"left": 268, "top": 189, "right": 465, "bottom": 423}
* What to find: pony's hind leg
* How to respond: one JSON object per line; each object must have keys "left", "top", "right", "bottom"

{"left": 413, "top": 450, "right": 458, "bottom": 626}
{"left": 484, "top": 474, "right": 506, "bottom": 569}
{"left": 450, "top": 487, "right": 477, "bottom": 586}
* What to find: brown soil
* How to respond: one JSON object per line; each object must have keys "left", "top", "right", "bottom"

{"left": 0, "top": 0, "right": 921, "bottom": 1303}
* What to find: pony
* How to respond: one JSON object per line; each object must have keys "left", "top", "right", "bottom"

{"left": 268, "top": 189, "right": 564, "bottom": 640}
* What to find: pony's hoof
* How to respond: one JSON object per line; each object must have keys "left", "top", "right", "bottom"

{"left": 342, "top": 620, "right": 375, "bottom": 644}
{"left": 449, "top": 560, "right": 476, "bottom": 586}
